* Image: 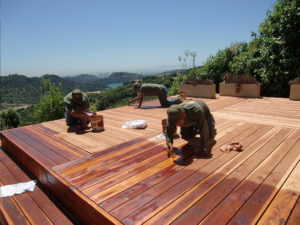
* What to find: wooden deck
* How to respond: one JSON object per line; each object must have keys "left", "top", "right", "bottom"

{"left": 1, "top": 95, "right": 299, "bottom": 225}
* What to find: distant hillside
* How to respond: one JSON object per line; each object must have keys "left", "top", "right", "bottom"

{"left": 0, "top": 72, "right": 143, "bottom": 105}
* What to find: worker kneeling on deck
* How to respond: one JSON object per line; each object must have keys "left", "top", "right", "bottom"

{"left": 64, "top": 89, "right": 94, "bottom": 130}
{"left": 166, "top": 100, "right": 216, "bottom": 158}
{"left": 128, "top": 83, "right": 184, "bottom": 108}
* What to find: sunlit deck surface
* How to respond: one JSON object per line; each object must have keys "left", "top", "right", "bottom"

{"left": 1, "top": 95, "right": 299, "bottom": 225}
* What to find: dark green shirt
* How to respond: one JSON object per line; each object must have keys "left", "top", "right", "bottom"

{"left": 64, "top": 92, "right": 90, "bottom": 113}
{"left": 140, "top": 84, "right": 166, "bottom": 96}
{"left": 166, "top": 100, "right": 211, "bottom": 148}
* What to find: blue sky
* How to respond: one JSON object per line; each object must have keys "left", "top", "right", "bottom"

{"left": 1, "top": 0, "right": 276, "bottom": 77}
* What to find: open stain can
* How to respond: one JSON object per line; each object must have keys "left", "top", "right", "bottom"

{"left": 90, "top": 115, "right": 104, "bottom": 132}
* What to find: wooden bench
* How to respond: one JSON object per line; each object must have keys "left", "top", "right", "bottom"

{"left": 0, "top": 147, "right": 74, "bottom": 225}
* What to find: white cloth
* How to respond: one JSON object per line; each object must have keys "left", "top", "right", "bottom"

{"left": 0, "top": 180, "right": 37, "bottom": 198}
{"left": 122, "top": 120, "right": 147, "bottom": 129}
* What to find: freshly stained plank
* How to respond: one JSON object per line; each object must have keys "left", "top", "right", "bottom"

{"left": 72, "top": 143, "right": 167, "bottom": 190}
{"left": 110, "top": 123, "right": 270, "bottom": 221}
{"left": 11, "top": 128, "right": 69, "bottom": 165}
{"left": 0, "top": 180, "right": 31, "bottom": 225}
{"left": 0, "top": 149, "right": 74, "bottom": 225}
{"left": 169, "top": 128, "right": 292, "bottom": 225}
{"left": 22, "top": 126, "right": 84, "bottom": 161}
{"left": 58, "top": 139, "right": 155, "bottom": 179}
{"left": 101, "top": 124, "right": 270, "bottom": 212}
{"left": 1, "top": 130, "right": 57, "bottom": 168}
{"left": 33, "top": 123, "right": 59, "bottom": 134}
{"left": 286, "top": 197, "right": 300, "bottom": 225}
{"left": 80, "top": 144, "right": 167, "bottom": 192}
{"left": 53, "top": 138, "right": 148, "bottom": 172}
{"left": 0, "top": 157, "right": 58, "bottom": 225}
{"left": 29, "top": 125, "right": 88, "bottom": 158}
{"left": 122, "top": 126, "right": 283, "bottom": 224}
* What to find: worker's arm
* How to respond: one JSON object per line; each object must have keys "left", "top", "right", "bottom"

{"left": 165, "top": 121, "right": 176, "bottom": 152}
{"left": 137, "top": 93, "right": 144, "bottom": 108}
{"left": 70, "top": 110, "right": 93, "bottom": 119}
{"left": 128, "top": 94, "right": 142, "bottom": 105}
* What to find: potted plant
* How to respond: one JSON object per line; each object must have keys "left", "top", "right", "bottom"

{"left": 220, "top": 73, "right": 260, "bottom": 98}
{"left": 179, "top": 77, "right": 216, "bottom": 98}
{"left": 289, "top": 77, "right": 300, "bottom": 101}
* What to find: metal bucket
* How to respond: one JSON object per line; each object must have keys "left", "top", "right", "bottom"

{"left": 90, "top": 115, "right": 104, "bottom": 132}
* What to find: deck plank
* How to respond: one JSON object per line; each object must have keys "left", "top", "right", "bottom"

{"left": 0, "top": 151, "right": 72, "bottom": 225}
{"left": 256, "top": 159, "right": 300, "bottom": 225}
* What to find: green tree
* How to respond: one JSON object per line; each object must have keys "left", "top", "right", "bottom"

{"left": 230, "top": 0, "right": 300, "bottom": 96}
{"left": 33, "top": 78, "right": 65, "bottom": 123}
{"left": 0, "top": 109, "right": 21, "bottom": 129}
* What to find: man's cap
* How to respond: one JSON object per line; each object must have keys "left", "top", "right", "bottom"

{"left": 72, "top": 89, "right": 83, "bottom": 101}
{"left": 167, "top": 105, "right": 183, "bottom": 121}
{"left": 133, "top": 83, "right": 141, "bottom": 90}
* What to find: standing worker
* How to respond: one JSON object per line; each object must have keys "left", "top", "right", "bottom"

{"left": 64, "top": 89, "right": 94, "bottom": 131}
{"left": 128, "top": 83, "right": 184, "bottom": 108}
{"left": 165, "top": 100, "right": 216, "bottom": 158}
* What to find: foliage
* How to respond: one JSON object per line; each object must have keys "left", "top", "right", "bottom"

{"left": 170, "top": 50, "right": 216, "bottom": 94}
{"left": 88, "top": 83, "right": 137, "bottom": 110}
{"left": 252, "top": 0, "right": 300, "bottom": 96}
{"left": 183, "top": 77, "right": 214, "bottom": 85}
{"left": 0, "top": 73, "right": 143, "bottom": 105}
{"left": 33, "top": 78, "right": 65, "bottom": 123}
{"left": 0, "top": 109, "right": 21, "bottom": 129}
{"left": 289, "top": 77, "right": 300, "bottom": 85}
{"left": 222, "top": 73, "right": 258, "bottom": 84}
{"left": 201, "top": 42, "right": 248, "bottom": 91}
{"left": 227, "top": 0, "right": 300, "bottom": 96}
{"left": 17, "top": 105, "right": 35, "bottom": 126}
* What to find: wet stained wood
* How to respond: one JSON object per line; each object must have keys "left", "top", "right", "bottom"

{"left": 110, "top": 123, "right": 269, "bottom": 221}
{"left": 286, "top": 197, "right": 300, "bottom": 225}
{"left": 1, "top": 95, "right": 300, "bottom": 225}
{"left": 0, "top": 148, "right": 73, "bottom": 225}
{"left": 121, "top": 126, "right": 284, "bottom": 224}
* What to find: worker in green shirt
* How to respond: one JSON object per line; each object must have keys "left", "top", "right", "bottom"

{"left": 165, "top": 100, "right": 216, "bottom": 158}
{"left": 64, "top": 89, "right": 93, "bottom": 130}
{"left": 128, "top": 83, "right": 183, "bottom": 108}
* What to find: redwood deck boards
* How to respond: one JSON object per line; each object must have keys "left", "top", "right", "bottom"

{"left": 0, "top": 95, "right": 299, "bottom": 225}
{"left": 0, "top": 148, "right": 74, "bottom": 225}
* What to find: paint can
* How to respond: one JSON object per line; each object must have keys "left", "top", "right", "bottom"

{"left": 90, "top": 115, "right": 104, "bottom": 132}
